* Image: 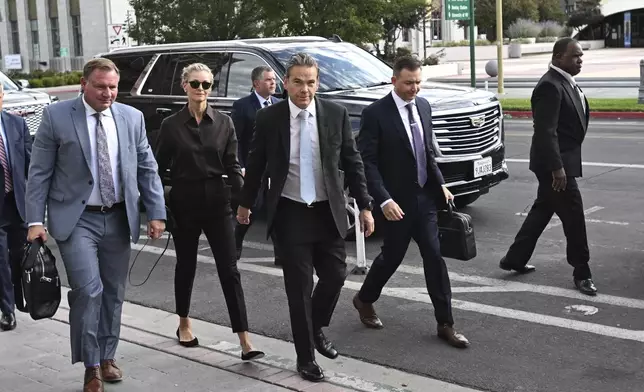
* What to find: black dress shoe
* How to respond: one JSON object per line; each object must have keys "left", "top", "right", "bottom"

{"left": 176, "top": 328, "right": 199, "bottom": 347}
{"left": 499, "top": 257, "right": 536, "bottom": 274}
{"left": 241, "top": 350, "right": 265, "bottom": 361}
{"left": 574, "top": 278, "right": 597, "bottom": 296}
{"left": 0, "top": 313, "right": 16, "bottom": 331}
{"left": 313, "top": 330, "right": 338, "bottom": 359}
{"left": 296, "top": 361, "right": 324, "bottom": 382}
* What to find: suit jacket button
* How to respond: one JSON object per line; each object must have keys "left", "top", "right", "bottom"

{"left": 88, "top": 180, "right": 93, "bottom": 185}
{"left": 82, "top": 200, "right": 86, "bottom": 204}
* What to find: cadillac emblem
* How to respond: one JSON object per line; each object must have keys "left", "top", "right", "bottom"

{"left": 469, "top": 115, "right": 485, "bottom": 127}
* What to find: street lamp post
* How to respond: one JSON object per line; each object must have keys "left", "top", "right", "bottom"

{"left": 496, "top": 0, "right": 504, "bottom": 94}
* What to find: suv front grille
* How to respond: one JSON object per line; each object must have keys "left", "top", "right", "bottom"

{"left": 3, "top": 103, "right": 48, "bottom": 136}
{"left": 431, "top": 104, "right": 501, "bottom": 156}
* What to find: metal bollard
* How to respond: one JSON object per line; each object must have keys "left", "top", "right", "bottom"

{"left": 350, "top": 198, "right": 369, "bottom": 275}
{"left": 639, "top": 60, "right": 644, "bottom": 104}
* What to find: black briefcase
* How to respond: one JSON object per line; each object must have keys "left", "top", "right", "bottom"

{"left": 18, "top": 239, "right": 61, "bottom": 320}
{"left": 437, "top": 200, "right": 477, "bottom": 261}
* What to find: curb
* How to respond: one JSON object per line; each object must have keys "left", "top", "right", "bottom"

{"left": 504, "top": 110, "right": 644, "bottom": 120}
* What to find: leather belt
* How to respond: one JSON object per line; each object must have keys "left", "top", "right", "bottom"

{"left": 85, "top": 201, "right": 125, "bottom": 213}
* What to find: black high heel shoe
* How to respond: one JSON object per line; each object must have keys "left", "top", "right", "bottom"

{"left": 176, "top": 328, "right": 199, "bottom": 347}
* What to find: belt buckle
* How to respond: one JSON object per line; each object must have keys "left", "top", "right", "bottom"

{"left": 100, "top": 205, "right": 108, "bottom": 213}
{"left": 306, "top": 203, "right": 314, "bottom": 208}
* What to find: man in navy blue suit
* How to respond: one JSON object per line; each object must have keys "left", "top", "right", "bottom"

{"left": 0, "top": 83, "right": 32, "bottom": 331}
{"left": 231, "top": 66, "right": 282, "bottom": 264}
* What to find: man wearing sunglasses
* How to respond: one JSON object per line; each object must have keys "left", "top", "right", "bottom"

{"left": 231, "top": 66, "right": 283, "bottom": 265}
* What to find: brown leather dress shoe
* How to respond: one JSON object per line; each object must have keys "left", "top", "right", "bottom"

{"left": 352, "top": 294, "right": 383, "bottom": 329}
{"left": 84, "top": 366, "right": 104, "bottom": 392}
{"left": 100, "top": 359, "right": 123, "bottom": 383}
{"left": 437, "top": 324, "right": 470, "bottom": 348}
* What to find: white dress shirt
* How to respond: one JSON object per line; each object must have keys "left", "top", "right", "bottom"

{"left": 255, "top": 91, "right": 272, "bottom": 107}
{"left": 380, "top": 91, "right": 425, "bottom": 209}
{"left": 83, "top": 97, "right": 123, "bottom": 206}
{"left": 281, "top": 98, "right": 328, "bottom": 204}
{"left": 549, "top": 64, "right": 586, "bottom": 112}
{"left": 0, "top": 115, "right": 11, "bottom": 167}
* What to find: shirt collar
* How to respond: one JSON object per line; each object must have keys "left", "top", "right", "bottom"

{"left": 178, "top": 103, "right": 217, "bottom": 123}
{"left": 288, "top": 96, "right": 316, "bottom": 119}
{"left": 255, "top": 91, "right": 271, "bottom": 106}
{"left": 82, "top": 96, "right": 113, "bottom": 118}
{"left": 391, "top": 90, "right": 415, "bottom": 109}
{"left": 549, "top": 64, "right": 576, "bottom": 85}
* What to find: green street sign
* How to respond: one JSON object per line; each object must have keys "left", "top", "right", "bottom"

{"left": 445, "top": 0, "right": 471, "bottom": 20}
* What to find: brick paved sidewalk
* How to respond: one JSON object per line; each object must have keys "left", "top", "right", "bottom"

{"left": 0, "top": 313, "right": 314, "bottom": 392}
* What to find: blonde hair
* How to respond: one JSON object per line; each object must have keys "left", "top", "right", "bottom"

{"left": 181, "top": 63, "right": 214, "bottom": 84}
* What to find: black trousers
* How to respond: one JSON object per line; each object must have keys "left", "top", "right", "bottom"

{"left": 504, "top": 175, "right": 591, "bottom": 280}
{"left": 358, "top": 189, "right": 454, "bottom": 326}
{"left": 170, "top": 182, "right": 249, "bottom": 332}
{"left": 273, "top": 198, "right": 346, "bottom": 364}
{"left": 0, "top": 192, "right": 26, "bottom": 316}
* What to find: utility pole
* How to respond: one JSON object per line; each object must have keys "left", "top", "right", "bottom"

{"left": 496, "top": 0, "right": 504, "bottom": 94}
{"left": 468, "top": 0, "right": 475, "bottom": 88}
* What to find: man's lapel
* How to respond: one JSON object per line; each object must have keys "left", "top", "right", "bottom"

{"left": 314, "top": 97, "right": 329, "bottom": 165}
{"left": 278, "top": 100, "right": 291, "bottom": 161}
{"left": 551, "top": 69, "right": 586, "bottom": 132}
{"left": 416, "top": 98, "right": 435, "bottom": 151}
{"left": 385, "top": 93, "right": 415, "bottom": 158}
{"left": 251, "top": 93, "right": 262, "bottom": 112}
{"left": 71, "top": 97, "right": 92, "bottom": 170}
{"left": 110, "top": 103, "right": 129, "bottom": 180}
{"left": 1, "top": 113, "right": 16, "bottom": 168}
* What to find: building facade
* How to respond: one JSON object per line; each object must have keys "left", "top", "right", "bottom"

{"left": 571, "top": 0, "right": 642, "bottom": 47}
{"left": 0, "top": 0, "right": 134, "bottom": 73}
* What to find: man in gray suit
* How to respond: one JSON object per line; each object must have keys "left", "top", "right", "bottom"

{"left": 26, "top": 58, "right": 166, "bottom": 392}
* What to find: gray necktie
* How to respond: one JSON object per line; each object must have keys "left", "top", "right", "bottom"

{"left": 94, "top": 113, "right": 116, "bottom": 207}
{"left": 405, "top": 103, "right": 428, "bottom": 187}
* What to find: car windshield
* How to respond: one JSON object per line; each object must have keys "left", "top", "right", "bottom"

{"left": 269, "top": 42, "right": 393, "bottom": 92}
{"left": 0, "top": 71, "right": 20, "bottom": 92}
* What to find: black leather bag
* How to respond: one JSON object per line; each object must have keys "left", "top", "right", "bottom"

{"left": 18, "top": 239, "right": 61, "bottom": 320}
{"left": 437, "top": 200, "right": 477, "bottom": 261}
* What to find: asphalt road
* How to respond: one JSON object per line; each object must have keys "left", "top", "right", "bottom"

{"left": 48, "top": 118, "right": 644, "bottom": 392}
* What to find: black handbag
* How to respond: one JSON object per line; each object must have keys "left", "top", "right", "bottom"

{"left": 18, "top": 239, "right": 61, "bottom": 320}
{"left": 437, "top": 200, "right": 477, "bottom": 261}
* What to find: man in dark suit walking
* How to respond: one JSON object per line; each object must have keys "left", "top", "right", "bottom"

{"left": 237, "top": 53, "right": 374, "bottom": 382}
{"left": 0, "top": 83, "right": 32, "bottom": 332}
{"left": 499, "top": 38, "right": 596, "bottom": 296}
{"left": 231, "top": 66, "right": 281, "bottom": 264}
{"left": 352, "top": 56, "right": 469, "bottom": 349}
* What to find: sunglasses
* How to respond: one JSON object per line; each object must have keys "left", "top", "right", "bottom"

{"left": 188, "top": 80, "right": 213, "bottom": 90}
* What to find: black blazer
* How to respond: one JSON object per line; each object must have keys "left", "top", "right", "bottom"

{"left": 357, "top": 93, "right": 446, "bottom": 210}
{"left": 231, "top": 93, "right": 281, "bottom": 167}
{"left": 0, "top": 112, "right": 32, "bottom": 222}
{"left": 239, "top": 97, "right": 373, "bottom": 238}
{"left": 529, "top": 68, "right": 589, "bottom": 178}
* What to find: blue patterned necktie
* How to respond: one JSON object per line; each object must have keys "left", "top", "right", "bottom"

{"left": 405, "top": 103, "right": 428, "bottom": 187}
{"left": 94, "top": 113, "right": 116, "bottom": 207}
{"left": 298, "top": 110, "right": 316, "bottom": 205}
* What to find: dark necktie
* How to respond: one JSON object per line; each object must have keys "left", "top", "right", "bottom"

{"left": 93, "top": 113, "right": 116, "bottom": 207}
{"left": 405, "top": 103, "right": 428, "bottom": 187}
{"left": 263, "top": 100, "right": 269, "bottom": 107}
{"left": 0, "top": 134, "right": 12, "bottom": 194}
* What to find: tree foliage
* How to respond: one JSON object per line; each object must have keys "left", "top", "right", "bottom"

{"left": 536, "top": 0, "right": 567, "bottom": 23}
{"left": 567, "top": 0, "right": 603, "bottom": 30}
{"left": 128, "top": 0, "right": 263, "bottom": 44}
{"left": 461, "top": 0, "right": 539, "bottom": 42}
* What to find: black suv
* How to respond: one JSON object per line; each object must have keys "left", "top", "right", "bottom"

{"left": 98, "top": 36, "right": 509, "bottom": 235}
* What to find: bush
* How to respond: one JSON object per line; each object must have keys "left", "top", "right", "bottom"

{"left": 28, "top": 78, "right": 44, "bottom": 88}
{"left": 423, "top": 48, "right": 446, "bottom": 66}
{"left": 432, "top": 39, "right": 492, "bottom": 47}
{"left": 507, "top": 19, "right": 542, "bottom": 39}
{"left": 536, "top": 36, "right": 558, "bottom": 43}
{"left": 539, "top": 21, "right": 564, "bottom": 37}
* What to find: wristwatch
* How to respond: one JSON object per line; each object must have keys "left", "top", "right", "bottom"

{"left": 362, "top": 200, "right": 374, "bottom": 211}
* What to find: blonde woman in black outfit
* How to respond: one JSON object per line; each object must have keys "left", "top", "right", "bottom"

{"left": 154, "top": 62, "right": 264, "bottom": 361}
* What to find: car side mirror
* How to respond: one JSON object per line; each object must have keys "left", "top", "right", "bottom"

{"left": 16, "top": 79, "right": 30, "bottom": 89}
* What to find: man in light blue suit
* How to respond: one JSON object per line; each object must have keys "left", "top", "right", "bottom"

{"left": 25, "top": 58, "right": 166, "bottom": 392}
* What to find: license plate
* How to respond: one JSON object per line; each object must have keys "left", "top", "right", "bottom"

{"left": 473, "top": 157, "right": 493, "bottom": 178}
